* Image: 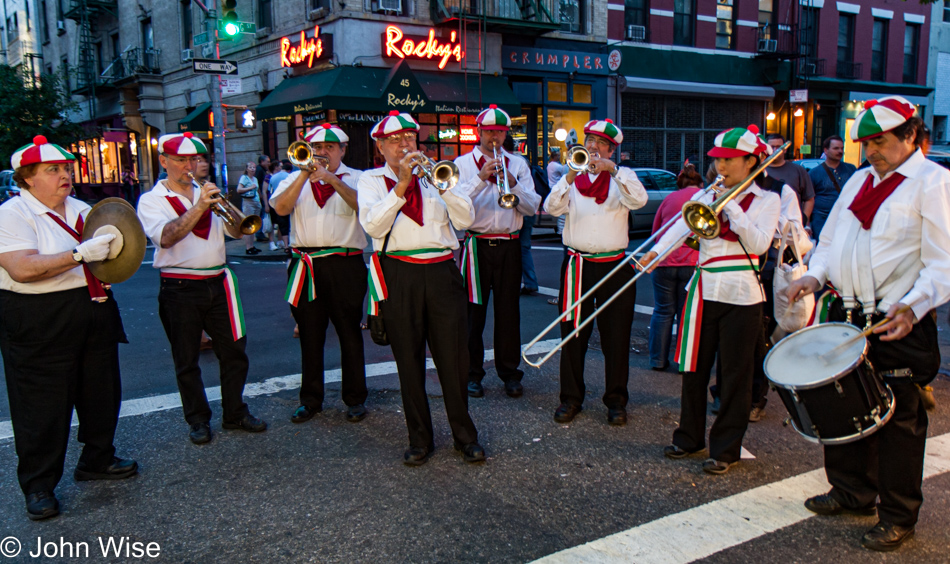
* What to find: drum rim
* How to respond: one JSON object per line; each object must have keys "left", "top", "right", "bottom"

{"left": 764, "top": 322, "right": 869, "bottom": 390}
{"left": 787, "top": 384, "right": 895, "bottom": 445}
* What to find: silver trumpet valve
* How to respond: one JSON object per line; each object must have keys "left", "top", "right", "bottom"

{"left": 493, "top": 145, "right": 519, "bottom": 210}
{"left": 402, "top": 149, "right": 460, "bottom": 192}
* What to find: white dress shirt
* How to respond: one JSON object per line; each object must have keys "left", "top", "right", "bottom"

{"left": 269, "top": 163, "right": 366, "bottom": 249}
{"left": 808, "top": 149, "right": 950, "bottom": 321}
{"left": 0, "top": 189, "right": 90, "bottom": 294}
{"left": 454, "top": 147, "right": 541, "bottom": 233}
{"left": 652, "top": 183, "right": 781, "bottom": 305}
{"left": 543, "top": 167, "right": 648, "bottom": 253}
{"left": 357, "top": 165, "right": 474, "bottom": 254}
{"left": 137, "top": 181, "right": 227, "bottom": 270}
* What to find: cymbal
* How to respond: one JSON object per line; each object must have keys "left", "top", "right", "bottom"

{"left": 83, "top": 198, "right": 147, "bottom": 284}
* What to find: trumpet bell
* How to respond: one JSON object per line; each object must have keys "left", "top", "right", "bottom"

{"left": 498, "top": 193, "right": 520, "bottom": 209}
{"left": 287, "top": 141, "right": 312, "bottom": 168}
{"left": 429, "top": 160, "right": 459, "bottom": 191}
{"left": 567, "top": 146, "right": 590, "bottom": 172}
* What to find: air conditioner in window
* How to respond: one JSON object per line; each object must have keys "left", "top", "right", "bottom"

{"left": 626, "top": 25, "right": 646, "bottom": 42}
{"left": 181, "top": 49, "right": 195, "bottom": 63}
{"left": 757, "top": 39, "right": 777, "bottom": 53}
{"left": 376, "top": 0, "right": 400, "bottom": 12}
{"left": 56, "top": 20, "right": 66, "bottom": 33}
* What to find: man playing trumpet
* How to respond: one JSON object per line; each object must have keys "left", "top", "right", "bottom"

{"left": 454, "top": 105, "right": 540, "bottom": 399}
{"left": 269, "top": 123, "right": 369, "bottom": 424}
{"left": 137, "top": 132, "right": 267, "bottom": 445}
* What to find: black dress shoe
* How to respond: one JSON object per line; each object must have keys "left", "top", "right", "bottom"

{"left": 345, "top": 404, "right": 368, "bottom": 422}
{"left": 607, "top": 407, "right": 628, "bottom": 426}
{"left": 663, "top": 444, "right": 704, "bottom": 459}
{"left": 291, "top": 405, "right": 321, "bottom": 423}
{"left": 520, "top": 287, "right": 539, "bottom": 296}
{"left": 223, "top": 413, "right": 268, "bottom": 432}
{"left": 74, "top": 457, "right": 138, "bottom": 481}
{"left": 804, "top": 492, "right": 876, "bottom": 516}
{"left": 861, "top": 521, "right": 915, "bottom": 552}
{"left": 403, "top": 447, "right": 431, "bottom": 466}
{"left": 189, "top": 422, "right": 212, "bottom": 445}
{"left": 702, "top": 458, "right": 737, "bottom": 475}
{"left": 454, "top": 442, "right": 486, "bottom": 463}
{"left": 553, "top": 403, "right": 582, "bottom": 423}
{"left": 467, "top": 381, "right": 484, "bottom": 398}
{"left": 504, "top": 380, "right": 524, "bottom": 398}
{"left": 25, "top": 491, "right": 59, "bottom": 521}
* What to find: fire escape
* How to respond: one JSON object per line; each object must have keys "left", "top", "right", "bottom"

{"left": 64, "top": 0, "right": 118, "bottom": 118}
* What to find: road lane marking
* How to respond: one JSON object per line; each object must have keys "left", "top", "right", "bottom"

{"left": 0, "top": 338, "right": 561, "bottom": 441}
{"left": 533, "top": 432, "right": 950, "bottom": 564}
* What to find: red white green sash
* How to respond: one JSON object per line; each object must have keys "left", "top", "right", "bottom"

{"left": 459, "top": 230, "right": 520, "bottom": 304}
{"left": 807, "top": 285, "right": 840, "bottom": 327}
{"left": 562, "top": 248, "right": 626, "bottom": 329}
{"left": 675, "top": 254, "right": 759, "bottom": 373}
{"left": 161, "top": 265, "right": 246, "bottom": 341}
{"left": 285, "top": 247, "right": 363, "bottom": 307}
{"left": 366, "top": 248, "right": 454, "bottom": 315}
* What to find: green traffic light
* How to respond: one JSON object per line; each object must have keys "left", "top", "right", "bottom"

{"left": 225, "top": 21, "right": 239, "bottom": 36}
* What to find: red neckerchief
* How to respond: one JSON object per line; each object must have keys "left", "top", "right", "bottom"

{"left": 310, "top": 173, "right": 346, "bottom": 208}
{"left": 384, "top": 175, "right": 424, "bottom": 226}
{"left": 718, "top": 193, "right": 756, "bottom": 242}
{"left": 165, "top": 195, "right": 212, "bottom": 239}
{"left": 45, "top": 212, "right": 108, "bottom": 300}
{"left": 574, "top": 172, "right": 610, "bottom": 204}
{"left": 474, "top": 151, "right": 509, "bottom": 186}
{"left": 848, "top": 172, "right": 907, "bottom": 230}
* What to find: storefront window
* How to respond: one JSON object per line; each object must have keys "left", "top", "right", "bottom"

{"left": 573, "top": 84, "right": 592, "bottom": 105}
{"left": 540, "top": 108, "right": 591, "bottom": 159}
{"left": 548, "top": 82, "right": 568, "bottom": 103}
{"left": 418, "top": 113, "right": 478, "bottom": 161}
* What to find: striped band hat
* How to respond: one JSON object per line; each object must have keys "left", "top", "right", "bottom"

{"left": 476, "top": 105, "right": 512, "bottom": 131}
{"left": 304, "top": 123, "right": 349, "bottom": 144}
{"left": 850, "top": 96, "right": 916, "bottom": 142}
{"left": 11, "top": 135, "right": 76, "bottom": 169}
{"left": 371, "top": 111, "right": 420, "bottom": 139}
{"left": 159, "top": 132, "right": 208, "bottom": 156}
{"left": 583, "top": 119, "right": 623, "bottom": 145}
{"left": 708, "top": 125, "right": 767, "bottom": 158}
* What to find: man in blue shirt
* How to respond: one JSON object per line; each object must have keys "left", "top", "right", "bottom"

{"left": 808, "top": 135, "right": 856, "bottom": 239}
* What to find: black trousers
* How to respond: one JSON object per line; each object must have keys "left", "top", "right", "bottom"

{"left": 557, "top": 255, "right": 636, "bottom": 409}
{"left": 289, "top": 253, "right": 368, "bottom": 408}
{"left": 673, "top": 300, "right": 761, "bottom": 463}
{"left": 823, "top": 302, "right": 938, "bottom": 527}
{"left": 0, "top": 287, "right": 126, "bottom": 495}
{"left": 158, "top": 275, "right": 250, "bottom": 425}
{"left": 380, "top": 258, "right": 478, "bottom": 450}
{"left": 466, "top": 237, "right": 523, "bottom": 384}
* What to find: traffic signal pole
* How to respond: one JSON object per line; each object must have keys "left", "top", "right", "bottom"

{"left": 193, "top": 0, "right": 228, "bottom": 192}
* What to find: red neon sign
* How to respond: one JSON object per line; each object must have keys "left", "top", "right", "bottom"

{"left": 459, "top": 126, "right": 478, "bottom": 143}
{"left": 281, "top": 26, "right": 325, "bottom": 68}
{"left": 383, "top": 25, "right": 463, "bottom": 70}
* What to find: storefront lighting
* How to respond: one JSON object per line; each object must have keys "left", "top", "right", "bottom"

{"left": 439, "top": 128, "right": 458, "bottom": 140}
{"left": 150, "top": 138, "right": 158, "bottom": 146}
{"left": 767, "top": 112, "right": 776, "bottom": 121}
{"left": 281, "top": 26, "right": 326, "bottom": 69}
{"left": 555, "top": 128, "right": 567, "bottom": 141}
{"left": 383, "top": 25, "right": 462, "bottom": 70}
{"left": 459, "top": 126, "right": 478, "bottom": 143}
{"left": 794, "top": 108, "right": 804, "bottom": 117}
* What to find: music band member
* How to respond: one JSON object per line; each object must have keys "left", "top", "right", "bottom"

{"left": 0, "top": 136, "right": 137, "bottom": 520}
{"left": 787, "top": 96, "right": 950, "bottom": 551}
{"left": 358, "top": 111, "right": 484, "bottom": 466}
{"left": 269, "top": 123, "right": 369, "bottom": 424}
{"left": 454, "top": 105, "right": 540, "bottom": 399}
{"left": 544, "top": 119, "right": 648, "bottom": 426}
{"left": 643, "top": 126, "right": 781, "bottom": 474}
{"left": 137, "top": 132, "right": 267, "bottom": 445}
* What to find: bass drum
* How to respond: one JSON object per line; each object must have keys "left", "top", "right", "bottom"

{"left": 764, "top": 322, "right": 894, "bottom": 445}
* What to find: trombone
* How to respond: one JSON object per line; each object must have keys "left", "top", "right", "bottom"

{"left": 187, "top": 173, "right": 263, "bottom": 235}
{"left": 402, "top": 149, "right": 460, "bottom": 192}
{"left": 494, "top": 144, "right": 519, "bottom": 209}
{"left": 287, "top": 140, "right": 330, "bottom": 170}
{"left": 521, "top": 141, "right": 790, "bottom": 368}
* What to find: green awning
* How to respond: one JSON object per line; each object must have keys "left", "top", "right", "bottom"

{"left": 257, "top": 62, "right": 521, "bottom": 120}
{"left": 178, "top": 103, "right": 212, "bottom": 132}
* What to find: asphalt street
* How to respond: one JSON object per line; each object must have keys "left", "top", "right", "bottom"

{"left": 0, "top": 228, "right": 949, "bottom": 563}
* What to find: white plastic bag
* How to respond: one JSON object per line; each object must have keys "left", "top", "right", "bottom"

{"left": 772, "top": 222, "right": 814, "bottom": 334}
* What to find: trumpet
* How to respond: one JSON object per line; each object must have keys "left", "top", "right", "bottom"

{"left": 493, "top": 145, "right": 519, "bottom": 209}
{"left": 287, "top": 140, "right": 330, "bottom": 170}
{"left": 566, "top": 145, "right": 590, "bottom": 172}
{"left": 188, "top": 173, "right": 263, "bottom": 235}
{"left": 401, "top": 149, "right": 460, "bottom": 191}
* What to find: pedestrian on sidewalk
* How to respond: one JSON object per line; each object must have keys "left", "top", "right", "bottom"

{"left": 236, "top": 163, "right": 262, "bottom": 255}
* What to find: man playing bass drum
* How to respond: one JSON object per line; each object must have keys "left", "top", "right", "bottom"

{"left": 787, "top": 96, "right": 950, "bottom": 551}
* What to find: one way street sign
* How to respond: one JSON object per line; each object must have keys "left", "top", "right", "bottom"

{"left": 193, "top": 59, "right": 239, "bottom": 75}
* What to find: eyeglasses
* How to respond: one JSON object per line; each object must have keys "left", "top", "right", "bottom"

{"left": 167, "top": 156, "right": 201, "bottom": 164}
{"left": 384, "top": 132, "right": 418, "bottom": 144}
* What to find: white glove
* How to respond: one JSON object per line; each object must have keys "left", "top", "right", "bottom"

{"left": 75, "top": 234, "right": 116, "bottom": 263}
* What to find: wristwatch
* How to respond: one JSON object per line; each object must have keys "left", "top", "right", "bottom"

{"left": 72, "top": 248, "right": 84, "bottom": 263}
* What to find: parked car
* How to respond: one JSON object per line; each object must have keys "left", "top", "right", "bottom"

{"left": 535, "top": 167, "right": 679, "bottom": 235}
{"left": 927, "top": 150, "right": 950, "bottom": 170}
{"left": 0, "top": 170, "right": 18, "bottom": 203}
{"left": 794, "top": 158, "right": 823, "bottom": 172}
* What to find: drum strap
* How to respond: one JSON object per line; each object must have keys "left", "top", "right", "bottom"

{"left": 837, "top": 218, "right": 862, "bottom": 315}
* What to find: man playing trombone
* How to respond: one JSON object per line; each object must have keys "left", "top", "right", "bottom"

{"left": 454, "top": 105, "right": 540, "bottom": 399}
{"left": 269, "top": 123, "right": 369, "bottom": 424}
{"left": 543, "top": 119, "right": 647, "bottom": 426}
{"left": 137, "top": 133, "right": 267, "bottom": 445}
{"left": 357, "top": 111, "right": 484, "bottom": 466}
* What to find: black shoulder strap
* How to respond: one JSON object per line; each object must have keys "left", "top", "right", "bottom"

{"left": 381, "top": 210, "right": 401, "bottom": 257}
{"left": 821, "top": 163, "right": 841, "bottom": 193}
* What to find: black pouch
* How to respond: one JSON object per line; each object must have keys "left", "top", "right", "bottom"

{"left": 368, "top": 313, "right": 388, "bottom": 346}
